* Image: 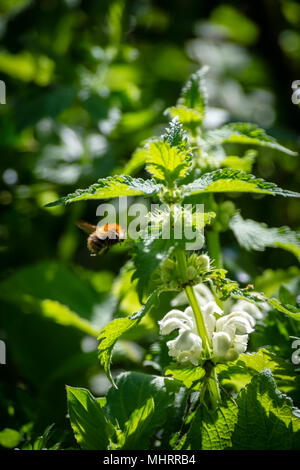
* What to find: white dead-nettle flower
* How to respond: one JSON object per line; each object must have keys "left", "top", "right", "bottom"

{"left": 159, "top": 307, "right": 202, "bottom": 365}
{"left": 167, "top": 330, "right": 203, "bottom": 366}
{"left": 161, "top": 295, "right": 260, "bottom": 364}
{"left": 230, "top": 299, "right": 264, "bottom": 321}
{"left": 212, "top": 310, "right": 255, "bottom": 361}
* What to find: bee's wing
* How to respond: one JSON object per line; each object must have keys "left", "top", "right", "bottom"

{"left": 76, "top": 221, "right": 97, "bottom": 234}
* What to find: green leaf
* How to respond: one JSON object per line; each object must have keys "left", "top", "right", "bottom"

{"left": 145, "top": 140, "right": 191, "bottom": 186}
{"left": 221, "top": 153, "right": 256, "bottom": 173}
{"left": 104, "top": 371, "right": 187, "bottom": 445}
{"left": 1, "top": 294, "right": 98, "bottom": 337}
{"left": 165, "top": 364, "right": 205, "bottom": 389}
{"left": 182, "top": 169, "right": 300, "bottom": 198}
{"left": 165, "top": 106, "right": 204, "bottom": 128}
{"left": 98, "top": 317, "right": 139, "bottom": 386}
{"left": 46, "top": 175, "right": 161, "bottom": 207}
{"left": 210, "top": 269, "right": 300, "bottom": 320}
{"left": 165, "top": 67, "right": 208, "bottom": 129}
{"left": 231, "top": 370, "right": 300, "bottom": 450}
{"left": 118, "top": 398, "right": 155, "bottom": 450}
{"left": 179, "top": 399, "right": 238, "bottom": 450}
{"left": 0, "top": 428, "right": 22, "bottom": 449}
{"left": 229, "top": 213, "right": 300, "bottom": 260}
{"left": 279, "top": 285, "right": 296, "bottom": 306}
{"left": 217, "top": 348, "right": 297, "bottom": 396}
{"left": 181, "top": 369, "right": 300, "bottom": 450}
{"left": 0, "top": 262, "right": 109, "bottom": 335}
{"left": 123, "top": 147, "right": 148, "bottom": 175}
{"left": 123, "top": 118, "right": 188, "bottom": 176}
{"left": 66, "top": 386, "right": 112, "bottom": 450}
{"left": 133, "top": 234, "right": 176, "bottom": 300}
{"left": 206, "top": 123, "right": 297, "bottom": 156}
{"left": 179, "top": 67, "right": 208, "bottom": 110}
{"left": 162, "top": 116, "right": 189, "bottom": 150}
{"left": 255, "top": 267, "right": 300, "bottom": 297}
{"left": 98, "top": 290, "right": 160, "bottom": 386}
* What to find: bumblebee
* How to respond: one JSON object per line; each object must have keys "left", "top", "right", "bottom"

{"left": 76, "top": 221, "right": 126, "bottom": 256}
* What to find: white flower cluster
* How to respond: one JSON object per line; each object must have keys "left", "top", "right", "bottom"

{"left": 159, "top": 284, "right": 262, "bottom": 365}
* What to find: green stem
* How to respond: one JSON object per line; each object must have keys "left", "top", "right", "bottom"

{"left": 176, "top": 250, "right": 211, "bottom": 357}
{"left": 175, "top": 249, "right": 221, "bottom": 407}
{"left": 185, "top": 284, "right": 211, "bottom": 357}
{"left": 208, "top": 366, "right": 221, "bottom": 410}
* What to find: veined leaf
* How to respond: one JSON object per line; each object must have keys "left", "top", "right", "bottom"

{"left": 181, "top": 369, "right": 300, "bottom": 450}
{"left": 105, "top": 371, "right": 188, "bottom": 447}
{"left": 98, "top": 290, "right": 160, "bottom": 386}
{"left": 46, "top": 175, "right": 161, "bottom": 207}
{"left": 165, "top": 363, "right": 205, "bottom": 389}
{"left": 118, "top": 398, "right": 155, "bottom": 450}
{"left": 66, "top": 386, "right": 113, "bottom": 450}
{"left": 146, "top": 140, "right": 191, "bottom": 186}
{"left": 162, "top": 116, "right": 189, "bottom": 150}
{"left": 230, "top": 213, "right": 300, "bottom": 260}
{"left": 217, "top": 348, "right": 297, "bottom": 395}
{"left": 206, "top": 123, "right": 297, "bottom": 156}
{"left": 182, "top": 168, "right": 300, "bottom": 198}
{"left": 209, "top": 269, "right": 300, "bottom": 320}
{"left": 165, "top": 67, "right": 208, "bottom": 128}
{"left": 178, "top": 398, "right": 238, "bottom": 450}
{"left": 178, "top": 67, "right": 208, "bottom": 117}
{"left": 123, "top": 118, "right": 188, "bottom": 176}
{"left": 231, "top": 370, "right": 300, "bottom": 450}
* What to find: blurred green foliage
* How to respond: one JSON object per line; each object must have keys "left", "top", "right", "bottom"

{"left": 0, "top": 0, "right": 299, "bottom": 449}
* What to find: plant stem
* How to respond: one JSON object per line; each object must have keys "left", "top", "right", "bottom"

{"left": 185, "top": 284, "right": 211, "bottom": 357}
{"left": 208, "top": 366, "right": 221, "bottom": 410}
{"left": 175, "top": 249, "right": 221, "bottom": 407}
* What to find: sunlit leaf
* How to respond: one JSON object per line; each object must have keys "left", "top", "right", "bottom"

{"left": 165, "top": 363, "right": 205, "bottom": 389}
{"left": 145, "top": 140, "right": 191, "bottom": 186}
{"left": 230, "top": 213, "right": 300, "bottom": 260}
{"left": 67, "top": 386, "right": 113, "bottom": 450}
{"left": 231, "top": 370, "right": 300, "bottom": 450}
{"left": 98, "top": 290, "right": 160, "bottom": 386}
{"left": 255, "top": 267, "right": 300, "bottom": 297}
{"left": 206, "top": 123, "right": 297, "bottom": 156}
{"left": 46, "top": 175, "right": 161, "bottom": 207}
{"left": 182, "top": 168, "right": 300, "bottom": 198}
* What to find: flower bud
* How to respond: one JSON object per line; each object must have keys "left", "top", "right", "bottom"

{"left": 187, "top": 266, "right": 197, "bottom": 280}
{"left": 196, "top": 254, "right": 210, "bottom": 271}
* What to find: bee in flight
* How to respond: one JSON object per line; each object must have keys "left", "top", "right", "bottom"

{"left": 76, "top": 221, "right": 126, "bottom": 256}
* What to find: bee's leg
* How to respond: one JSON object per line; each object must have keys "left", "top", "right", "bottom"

{"left": 103, "top": 247, "right": 109, "bottom": 255}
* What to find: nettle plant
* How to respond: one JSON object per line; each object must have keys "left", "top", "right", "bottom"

{"left": 49, "top": 68, "right": 300, "bottom": 450}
